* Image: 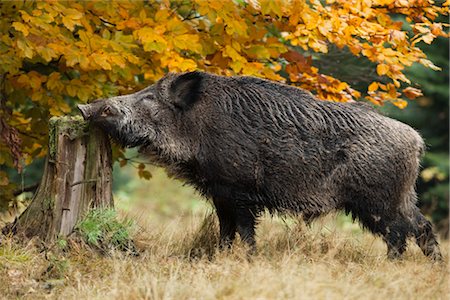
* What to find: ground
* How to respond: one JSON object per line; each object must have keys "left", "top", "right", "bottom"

{"left": 1, "top": 167, "right": 448, "bottom": 299}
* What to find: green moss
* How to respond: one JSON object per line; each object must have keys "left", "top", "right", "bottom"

{"left": 43, "top": 197, "right": 54, "bottom": 210}
{"left": 59, "top": 115, "right": 89, "bottom": 140}
{"left": 48, "top": 117, "right": 58, "bottom": 160}
{"left": 48, "top": 116, "right": 89, "bottom": 160}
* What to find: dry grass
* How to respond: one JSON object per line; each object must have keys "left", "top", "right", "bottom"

{"left": 1, "top": 167, "right": 448, "bottom": 299}
{"left": 1, "top": 212, "right": 448, "bottom": 300}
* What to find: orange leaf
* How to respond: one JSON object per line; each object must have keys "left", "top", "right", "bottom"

{"left": 368, "top": 82, "right": 379, "bottom": 92}
{"left": 403, "top": 87, "right": 423, "bottom": 99}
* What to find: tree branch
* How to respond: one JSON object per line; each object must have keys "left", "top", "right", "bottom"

{"left": 13, "top": 183, "right": 39, "bottom": 197}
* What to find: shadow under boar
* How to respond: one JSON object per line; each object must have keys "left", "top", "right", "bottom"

{"left": 78, "top": 71, "right": 441, "bottom": 261}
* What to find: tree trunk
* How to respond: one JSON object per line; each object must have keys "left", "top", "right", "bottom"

{"left": 6, "top": 116, "right": 113, "bottom": 242}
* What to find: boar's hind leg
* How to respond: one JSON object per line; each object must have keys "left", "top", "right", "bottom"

{"left": 347, "top": 202, "right": 409, "bottom": 259}
{"left": 382, "top": 218, "right": 410, "bottom": 260}
{"left": 382, "top": 209, "right": 442, "bottom": 261}
{"left": 413, "top": 209, "right": 442, "bottom": 261}
{"left": 213, "top": 198, "right": 237, "bottom": 249}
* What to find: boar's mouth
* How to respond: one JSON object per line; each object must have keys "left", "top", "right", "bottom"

{"left": 77, "top": 103, "right": 150, "bottom": 149}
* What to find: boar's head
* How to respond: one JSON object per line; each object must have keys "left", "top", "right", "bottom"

{"left": 77, "top": 71, "right": 203, "bottom": 160}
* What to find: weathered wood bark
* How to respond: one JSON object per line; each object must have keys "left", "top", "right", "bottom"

{"left": 6, "top": 116, "right": 113, "bottom": 242}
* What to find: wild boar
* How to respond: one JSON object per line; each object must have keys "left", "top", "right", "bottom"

{"left": 78, "top": 71, "right": 442, "bottom": 260}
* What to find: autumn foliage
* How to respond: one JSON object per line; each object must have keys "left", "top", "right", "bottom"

{"left": 0, "top": 0, "right": 448, "bottom": 209}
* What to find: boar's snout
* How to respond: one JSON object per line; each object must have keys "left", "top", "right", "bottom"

{"left": 77, "top": 104, "right": 94, "bottom": 120}
{"left": 77, "top": 100, "right": 119, "bottom": 121}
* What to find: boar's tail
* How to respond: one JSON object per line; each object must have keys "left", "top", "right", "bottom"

{"left": 415, "top": 130, "right": 426, "bottom": 159}
{"left": 418, "top": 140, "right": 426, "bottom": 158}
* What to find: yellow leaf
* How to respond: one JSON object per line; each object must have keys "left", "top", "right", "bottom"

{"left": 78, "top": 30, "right": 91, "bottom": 45}
{"left": 17, "top": 74, "right": 29, "bottom": 86}
{"left": 48, "top": 43, "right": 66, "bottom": 53}
{"left": 47, "top": 72, "right": 64, "bottom": 92}
{"left": 173, "top": 34, "right": 200, "bottom": 51}
{"left": 17, "top": 39, "right": 33, "bottom": 58}
{"left": 92, "top": 53, "right": 112, "bottom": 70}
{"left": 137, "top": 28, "right": 168, "bottom": 53}
{"left": 65, "top": 8, "right": 83, "bottom": 19}
{"left": 110, "top": 55, "right": 126, "bottom": 68}
{"left": 308, "top": 39, "right": 328, "bottom": 53}
{"left": 349, "top": 44, "right": 362, "bottom": 55}
{"left": 66, "top": 50, "right": 84, "bottom": 67}
{"left": 12, "top": 22, "right": 29, "bottom": 36}
{"left": 224, "top": 45, "right": 245, "bottom": 62}
{"left": 245, "top": 45, "right": 271, "bottom": 59}
{"left": 62, "top": 16, "right": 78, "bottom": 31}
{"left": 386, "top": 83, "right": 398, "bottom": 98}
{"left": 419, "top": 59, "right": 441, "bottom": 71}
{"left": 336, "top": 82, "right": 347, "bottom": 92}
{"left": 59, "top": 101, "right": 71, "bottom": 113}
{"left": 28, "top": 71, "right": 44, "bottom": 90}
{"left": 376, "top": 64, "right": 389, "bottom": 75}
{"left": 66, "top": 85, "right": 77, "bottom": 97}
{"left": 230, "top": 60, "right": 243, "bottom": 73}
{"left": 50, "top": 106, "right": 64, "bottom": 116}
{"left": 392, "top": 99, "right": 407, "bottom": 109}
{"left": 38, "top": 47, "right": 57, "bottom": 62}
{"left": 421, "top": 167, "right": 447, "bottom": 182}
{"left": 260, "top": 0, "right": 283, "bottom": 17}
{"left": 422, "top": 33, "right": 434, "bottom": 44}
{"left": 143, "top": 41, "right": 167, "bottom": 53}
{"left": 226, "top": 19, "right": 248, "bottom": 37}
{"left": 79, "top": 55, "right": 90, "bottom": 70}
{"left": 178, "top": 58, "right": 197, "bottom": 71}
{"left": 166, "top": 18, "right": 187, "bottom": 35}
{"left": 21, "top": 11, "right": 33, "bottom": 22}
{"left": 77, "top": 87, "right": 91, "bottom": 102}
{"left": 155, "top": 9, "right": 169, "bottom": 22}
{"left": 389, "top": 30, "right": 406, "bottom": 43}
{"left": 31, "top": 91, "right": 43, "bottom": 101}
{"left": 318, "top": 21, "right": 332, "bottom": 37}
{"left": 301, "top": 12, "right": 317, "bottom": 30}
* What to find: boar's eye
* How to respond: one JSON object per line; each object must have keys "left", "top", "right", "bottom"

{"left": 141, "top": 93, "right": 155, "bottom": 102}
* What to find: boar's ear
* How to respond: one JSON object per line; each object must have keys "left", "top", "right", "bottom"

{"left": 169, "top": 71, "right": 203, "bottom": 110}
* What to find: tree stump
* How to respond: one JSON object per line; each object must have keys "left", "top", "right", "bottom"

{"left": 5, "top": 116, "right": 113, "bottom": 242}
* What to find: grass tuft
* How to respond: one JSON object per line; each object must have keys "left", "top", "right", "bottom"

{"left": 74, "top": 209, "right": 137, "bottom": 254}
{"left": 182, "top": 211, "right": 219, "bottom": 259}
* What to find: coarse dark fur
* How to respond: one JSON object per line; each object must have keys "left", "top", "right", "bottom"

{"left": 78, "top": 71, "right": 442, "bottom": 260}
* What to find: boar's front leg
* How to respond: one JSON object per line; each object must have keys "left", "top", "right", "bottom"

{"left": 235, "top": 203, "right": 259, "bottom": 254}
{"left": 213, "top": 198, "right": 237, "bottom": 249}
{"left": 213, "top": 198, "right": 259, "bottom": 254}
